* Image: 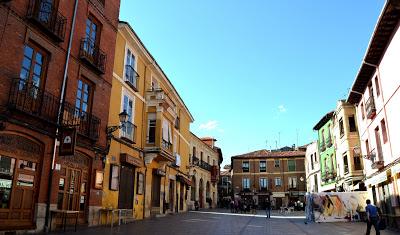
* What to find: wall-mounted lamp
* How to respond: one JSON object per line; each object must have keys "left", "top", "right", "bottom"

{"left": 105, "top": 111, "right": 129, "bottom": 155}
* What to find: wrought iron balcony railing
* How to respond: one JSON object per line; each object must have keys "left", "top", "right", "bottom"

{"left": 161, "top": 139, "right": 172, "bottom": 151}
{"left": 124, "top": 65, "right": 139, "bottom": 91}
{"left": 366, "top": 96, "right": 377, "bottom": 119}
{"left": 79, "top": 38, "right": 107, "bottom": 74}
{"left": 8, "top": 78, "right": 59, "bottom": 124}
{"left": 62, "top": 102, "right": 101, "bottom": 141}
{"left": 121, "top": 121, "right": 137, "bottom": 143}
{"left": 370, "top": 149, "right": 384, "bottom": 169}
{"left": 200, "top": 160, "right": 212, "bottom": 171}
{"left": 27, "top": 0, "right": 66, "bottom": 41}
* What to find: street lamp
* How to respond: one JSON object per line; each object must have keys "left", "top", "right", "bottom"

{"left": 105, "top": 111, "right": 129, "bottom": 155}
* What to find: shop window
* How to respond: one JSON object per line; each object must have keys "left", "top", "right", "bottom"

{"left": 0, "top": 156, "right": 16, "bottom": 209}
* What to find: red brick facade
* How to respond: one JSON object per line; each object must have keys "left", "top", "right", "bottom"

{"left": 0, "top": 0, "right": 120, "bottom": 232}
{"left": 231, "top": 150, "right": 306, "bottom": 209}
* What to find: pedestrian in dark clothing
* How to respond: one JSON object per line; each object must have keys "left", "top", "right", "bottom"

{"left": 265, "top": 200, "right": 271, "bottom": 218}
{"left": 365, "top": 199, "right": 380, "bottom": 235}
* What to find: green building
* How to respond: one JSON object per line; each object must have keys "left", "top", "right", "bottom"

{"left": 313, "top": 111, "right": 337, "bottom": 192}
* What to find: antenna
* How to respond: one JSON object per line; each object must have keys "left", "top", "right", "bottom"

{"left": 278, "top": 132, "right": 281, "bottom": 148}
{"left": 296, "top": 129, "right": 299, "bottom": 147}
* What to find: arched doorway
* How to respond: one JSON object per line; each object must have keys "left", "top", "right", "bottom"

{"left": 199, "top": 178, "right": 204, "bottom": 208}
{"left": 206, "top": 181, "right": 210, "bottom": 208}
{"left": 191, "top": 176, "right": 196, "bottom": 201}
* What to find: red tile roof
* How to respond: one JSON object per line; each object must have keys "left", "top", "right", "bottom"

{"left": 232, "top": 149, "right": 305, "bottom": 159}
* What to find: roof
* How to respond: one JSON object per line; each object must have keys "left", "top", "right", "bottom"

{"left": 231, "top": 149, "right": 305, "bottom": 159}
{"left": 118, "top": 21, "right": 195, "bottom": 122}
{"left": 347, "top": 1, "right": 400, "bottom": 104}
{"left": 312, "top": 111, "right": 334, "bottom": 131}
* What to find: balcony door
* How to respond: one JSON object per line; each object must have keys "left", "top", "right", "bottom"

{"left": 84, "top": 16, "right": 100, "bottom": 58}
{"left": 18, "top": 44, "right": 47, "bottom": 112}
{"left": 38, "top": 0, "right": 57, "bottom": 26}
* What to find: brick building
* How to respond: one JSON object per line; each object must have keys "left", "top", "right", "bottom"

{"left": 231, "top": 149, "right": 306, "bottom": 209}
{"left": 0, "top": 0, "right": 120, "bottom": 232}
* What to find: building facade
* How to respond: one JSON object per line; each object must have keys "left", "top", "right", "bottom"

{"left": 188, "top": 134, "right": 221, "bottom": 209}
{"left": 305, "top": 142, "right": 321, "bottom": 193}
{"left": 347, "top": 0, "right": 400, "bottom": 228}
{"left": 313, "top": 112, "right": 337, "bottom": 192}
{"left": 231, "top": 149, "right": 306, "bottom": 209}
{"left": 0, "top": 0, "right": 120, "bottom": 232}
{"left": 332, "top": 100, "right": 364, "bottom": 192}
{"left": 218, "top": 165, "right": 232, "bottom": 208}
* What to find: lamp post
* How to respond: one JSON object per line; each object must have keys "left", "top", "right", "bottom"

{"left": 105, "top": 110, "right": 129, "bottom": 155}
{"left": 299, "top": 176, "right": 304, "bottom": 205}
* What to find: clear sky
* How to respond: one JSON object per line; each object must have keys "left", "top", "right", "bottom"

{"left": 120, "top": 0, "right": 385, "bottom": 166}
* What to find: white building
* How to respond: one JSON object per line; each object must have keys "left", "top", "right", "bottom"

{"left": 347, "top": 0, "right": 400, "bottom": 227}
{"left": 305, "top": 142, "right": 321, "bottom": 192}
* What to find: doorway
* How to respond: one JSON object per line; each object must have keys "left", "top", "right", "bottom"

{"left": 169, "top": 180, "right": 174, "bottom": 211}
{"left": 118, "top": 165, "right": 134, "bottom": 209}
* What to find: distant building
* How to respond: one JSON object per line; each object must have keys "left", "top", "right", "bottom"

{"left": 305, "top": 142, "right": 321, "bottom": 193}
{"left": 231, "top": 149, "right": 306, "bottom": 209}
{"left": 218, "top": 165, "right": 232, "bottom": 207}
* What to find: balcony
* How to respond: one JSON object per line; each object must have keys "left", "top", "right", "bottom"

{"left": 62, "top": 102, "right": 101, "bottom": 141}
{"left": 121, "top": 121, "right": 137, "bottom": 143}
{"left": 326, "top": 136, "right": 332, "bottom": 148}
{"left": 8, "top": 78, "right": 59, "bottom": 124}
{"left": 366, "top": 96, "right": 377, "bottom": 119}
{"left": 370, "top": 149, "right": 384, "bottom": 169}
{"left": 146, "top": 88, "right": 175, "bottom": 111}
{"left": 124, "top": 65, "right": 139, "bottom": 92}
{"left": 191, "top": 155, "right": 199, "bottom": 165}
{"left": 319, "top": 142, "right": 326, "bottom": 152}
{"left": 199, "top": 160, "right": 212, "bottom": 171}
{"left": 27, "top": 0, "right": 66, "bottom": 42}
{"left": 79, "top": 38, "right": 107, "bottom": 74}
{"left": 161, "top": 139, "right": 172, "bottom": 151}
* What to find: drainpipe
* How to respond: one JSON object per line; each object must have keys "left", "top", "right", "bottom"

{"left": 142, "top": 63, "right": 148, "bottom": 220}
{"left": 44, "top": 0, "right": 79, "bottom": 232}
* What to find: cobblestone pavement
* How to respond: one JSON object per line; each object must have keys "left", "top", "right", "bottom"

{"left": 55, "top": 209, "right": 399, "bottom": 235}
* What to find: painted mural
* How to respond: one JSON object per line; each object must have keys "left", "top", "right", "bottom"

{"left": 306, "top": 192, "right": 368, "bottom": 222}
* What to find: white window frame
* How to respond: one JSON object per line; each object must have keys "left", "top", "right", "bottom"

{"left": 275, "top": 177, "right": 281, "bottom": 187}
{"left": 147, "top": 113, "right": 156, "bottom": 144}
{"left": 120, "top": 89, "right": 135, "bottom": 140}
{"left": 288, "top": 177, "right": 297, "bottom": 188}
{"left": 123, "top": 45, "right": 138, "bottom": 80}
{"left": 242, "top": 178, "right": 250, "bottom": 189}
{"left": 260, "top": 177, "right": 268, "bottom": 189}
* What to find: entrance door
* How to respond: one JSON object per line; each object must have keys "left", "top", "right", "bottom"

{"left": 179, "top": 183, "right": 184, "bottom": 211}
{"left": 169, "top": 180, "right": 174, "bottom": 211}
{"left": 151, "top": 174, "right": 161, "bottom": 207}
{"left": 118, "top": 165, "right": 134, "bottom": 209}
{"left": 275, "top": 198, "right": 283, "bottom": 209}
{"left": 0, "top": 156, "right": 39, "bottom": 229}
{"left": 57, "top": 167, "right": 88, "bottom": 224}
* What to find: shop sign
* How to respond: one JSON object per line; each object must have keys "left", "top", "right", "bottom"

{"left": 59, "top": 127, "right": 76, "bottom": 156}
{"left": 366, "top": 171, "right": 387, "bottom": 186}
{"left": 272, "top": 192, "right": 285, "bottom": 198}
{"left": 120, "top": 153, "right": 143, "bottom": 167}
{"left": 391, "top": 163, "right": 400, "bottom": 175}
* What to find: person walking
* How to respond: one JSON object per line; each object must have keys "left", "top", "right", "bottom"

{"left": 365, "top": 199, "right": 380, "bottom": 235}
{"left": 265, "top": 199, "right": 271, "bottom": 218}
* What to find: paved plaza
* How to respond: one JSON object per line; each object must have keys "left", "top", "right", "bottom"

{"left": 55, "top": 209, "right": 399, "bottom": 235}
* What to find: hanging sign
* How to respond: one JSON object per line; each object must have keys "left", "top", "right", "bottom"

{"left": 59, "top": 127, "right": 76, "bottom": 156}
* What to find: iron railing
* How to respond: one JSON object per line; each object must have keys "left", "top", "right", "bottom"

{"left": 125, "top": 65, "right": 139, "bottom": 91}
{"left": 8, "top": 78, "right": 59, "bottom": 123}
{"left": 370, "top": 149, "right": 384, "bottom": 169}
{"left": 27, "top": 0, "right": 66, "bottom": 41}
{"left": 62, "top": 102, "right": 101, "bottom": 140}
{"left": 200, "top": 160, "right": 212, "bottom": 171}
{"left": 79, "top": 38, "right": 107, "bottom": 74}
{"left": 161, "top": 139, "right": 172, "bottom": 151}
{"left": 366, "top": 96, "right": 377, "bottom": 119}
{"left": 121, "top": 121, "right": 137, "bottom": 143}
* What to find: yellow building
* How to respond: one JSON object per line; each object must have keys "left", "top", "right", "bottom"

{"left": 106, "top": 21, "right": 194, "bottom": 219}
{"left": 188, "top": 134, "right": 221, "bottom": 209}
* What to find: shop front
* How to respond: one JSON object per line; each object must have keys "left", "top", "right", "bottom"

{"left": 0, "top": 132, "right": 44, "bottom": 230}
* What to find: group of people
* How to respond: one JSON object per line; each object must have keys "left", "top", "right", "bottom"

{"left": 229, "top": 198, "right": 257, "bottom": 214}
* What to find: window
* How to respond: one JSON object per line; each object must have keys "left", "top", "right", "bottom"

{"left": 275, "top": 177, "right": 281, "bottom": 187}
{"left": 259, "top": 161, "right": 266, "bottom": 172}
{"left": 381, "top": 119, "right": 388, "bottom": 143}
{"left": 192, "top": 147, "right": 196, "bottom": 157}
{"left": 348, "top": 116, "right": 357, "bottom": 132}
{"left": 242, "top": 161, "right": 249, "bottom": 172}
{"left": 207, "top": 156, "right": 210, "bottom": 164}
{"left": 260, "top": 178, "right": 268, "bottom": 190}
{"left": 109, "top": 165, "right": 119, "bottom": 191}
{"left": 121, "top": 94, "right": 134, "bottom": 140}
{"left": 374, "top": 126, "right": 383, "bottom": 160}
{"left": 151, "top": 76, "right": 159, "bottom": 91}
{"left": 147, "top": 113, "right": 156, "bottom": 143}
{"left": 242, "top": 178, "right": 250, "bottom": 189}
{"left": 38, "top": 0, "right": 56, "bottom": 24}
{"left": 75, "top": 79, "right": 92, "bottom": 116}
{"left": 0, "top": 156, "right": 16, "bottom": 209}
{"left": 365, "top": 139, "right": 370, "bottom": 156}
{"left": 274, "top": 160, "right": 280, "bottom": 168}
{"left": 288, "top": 160, "right": 296, "bottom": 172}
{"left": 343, "top": 154, "right": 349, "bottom": 174}
{"left": 124, "top": 48, "right": 137, "bottom": 88}
{"left": 310, "top": 154, "right": 314, "bottom": 170}
{"left": 321, "top": 129, "right": 326, "bottom": 147}
{"left": 375, "top": 76, "right": 380, "bottom": 96}
{"left": 200, "top": 152, "right": 203, "bottom": 161}
{"left": 19, "top": 44, "right": 47, "bottom": 97}
{"left": 361, "top": 103, "right": 365, "bottom": 119}
{"left": 161, "top": 119, "right": 172, "bottom": 149}
{"left": 354, "top": 155, "right": 362, "bottom": 171}
{"left": 288, "top": 177, "right": 297, "bottom": 189}
{"left": 84, "top": 16, "right": 100, "bottom": 55}
{"left": 314, "top": 152, "right": 318, "bottom": 163}
{"left": 339, "top": 118, "right": 344, "bottom": 137}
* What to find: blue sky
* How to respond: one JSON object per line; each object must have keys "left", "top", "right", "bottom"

{"left": 120, "top": 0, "right": 385, "bottom": 166}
